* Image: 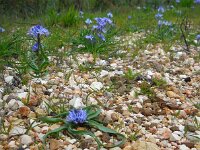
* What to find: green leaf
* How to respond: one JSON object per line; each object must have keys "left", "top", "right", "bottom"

{"left": 84, "top": 105, "right": 101, "bottom": 120}
{"left": 54, "top": 111, "right": 69, "bottom": 118}
{"left": 87, "top": 120, "right": 126, "bottom": 148}
{"left": 68, "top": 124, "right": 103, "bottom": 150}
{"left": 43, "top": 125, "right": 67, "bottom": 143}
{"left": 39, "top": 117, "right": 64, "bottom": 124}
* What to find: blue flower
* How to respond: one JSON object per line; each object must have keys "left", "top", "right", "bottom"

{"left": 158, "top": 20, "right": 172, "bottom": 27}
{"left": 128, "top": 16, "right": 132, "bottom": 19}
{"left": 85, "top": 18, "right": 92, "bottom": 25}
{"left": 155, "top": 13, "right": 163, "bottom": 20}
{"left": 196, "top": 34, "right": 200, "bottom": 41}
{"left": 93, "top": 17, "right": 113, "bottom": 33}
{"left": 107, "top": 12, "right": 113, "bottom": 18}
{"left": 158, "top": 6, "right": 165, "bottom": 13}
{"left": 194, "top": 0, "right": 200, "bottom": 3}
{"left": 95, "top": 17, "right": 113, "bottom": 26}
{"left": 97, "top": 33, "right": 106, "bottom": 41}
{"left": 28, "top": 25, "right": 50, "bottom": 38}
{"left": 85, "top": 35, "right": 94, "bottom": 41}
{"left": 79, "top": 11, "right": 84, "bottom": 18}
{"left": 32, "top": 42, "right": 39, "bottom": 52}
{"left": 0, "top": 27, "right": 5, "bottom": 32}
{"left": 176, "top": 0, "right": 180, "bottom": 3}
{"left": 67, "top": 109, "right": 87, "bottom": 124}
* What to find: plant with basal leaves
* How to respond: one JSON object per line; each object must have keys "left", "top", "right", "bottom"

{"left": 72, "top": 13, "right": 117, "bottom": 54}
{"left": 154, "top": 6, "right": 176, "bottom": 41}
{"left": 40, "top": 105, "right": 126, "bottom": 149}
{"left": 26, "top": 25, "right": 50, "bottom": 77}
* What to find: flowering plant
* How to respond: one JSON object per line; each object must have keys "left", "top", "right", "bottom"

{"left": 72, "top": 13, "right": 117, "bottom": 54}
{"left": 26, "top": 25, "right": 50, "bottom": 76}
{"left": 40, "top": 105, "right": 126, "bottom": 149}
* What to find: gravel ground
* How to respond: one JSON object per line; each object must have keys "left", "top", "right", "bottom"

{"left": 0, "top": 33, "right": 200, "bottom": 150}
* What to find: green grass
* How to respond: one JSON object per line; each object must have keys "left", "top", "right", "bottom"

{"left": 1, "top": 4, "right": 200, "bottom": 78}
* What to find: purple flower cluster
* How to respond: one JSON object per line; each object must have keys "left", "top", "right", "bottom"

{"left": 128, "top": 16, "right": 132, "bottom": 19}
{"left": 93, "top": 17, "right": 113, "bottom": 33}
{"left": 28, "top": 25, "right": 50, "bottom": 38}
{"left": 85, "top": 35, "right": 94, "bottom": 41}
{"left": 85, "top": 18, "right": 92, "bottom": 25}
{"left": 155, "top": 13, "right": 163, "bottom": 20}
{"left": 155, "top": 6, "right": 173, "bottom": 28}
{"left": 194, "top": 0, "right": 200, "bottom": 4}
{"left": 27, "top": 25, "right": 49, "bottom": 52}
{"left": 158, "top": 6, "right": 165, "bottom": 13}
{"left": 67, "top": 109, "right": 87, "bottom": 124}
{"left": 0, "top": 27, "right": 5, "bottom": 32}
{"left": 32, "top": 43, "right": 39, "bottom": 52}
{"left": 79, "top": 11, "right": 84, "bottom": 18}
{"left": 84, "top": 14, "right": 113, "bottom": 42}
{"left": 196, "top": 34, "right": 200, "bottom": 41}
{"left": 107, "top": 12, "right": 113, "bottom": 18}
{"left": 158, "top": 20, "right": 172, "bottom": 27}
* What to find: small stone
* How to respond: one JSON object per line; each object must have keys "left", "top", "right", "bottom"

{"left": 94, "top": 131, "right": 102, "bottom": 137}
{"left": 170, "top": 132, "right": 181, "bottom": 141}
{"left": 8, "top": 141, "right": 17, "bottom": 149}
{"left": 69, "top": 96, "right": 85, "bottom": 109}
{"left": 110, "top": 147, "right": 121, "bottom": 150}
{"left": 130, "top": 90, "right": 137, "bottom": 98}
{"left": 49, "top": 139, "right": 61, "bottom": 150}
{"left": 111, "top": 112, "right": 118, "bottom": 122}
{"left": 49, "top": 124, "right": 61, "bottom": 131}
{"left": 7, "top": 99, "right": 19, "bottom": 111}
{"left": 90, "top": 82, "right": 103, "bottom": 91}
{"left": 41, "top": 126, "right": 49, "bottom": 134}
{"left": 20, "top": 134, "right": 33, "bottom": 145}
{"left": 17, "top": 92, "right": 28, "bottom": 99}
{"left": 35, "top": 108, "right": 47, "bottom": 116}
{"left": 0, "top": 134, "right": 8, "bottom": 140}
{"left": 179, "top": 144, "right": 190, "bottom": 150}
{"left": 102, "top": 133, "right": 111, "bottom": 142}
{"left": 166, "top": 91, "right": 180, "bottom": 98}
{"left": 182, "top": 141, "right": 195, "bottom": 148}
{"left": 18, "top": 106, "right": 30, "bottom": 117}
{"left": 28, "top": 96, "right": 39, "bottom": 106}
{"left": 162, "top": 128, "right": 172, "bottom": 139}
{"left": 57, "top": 72, "right": 64, "bottom": 78}
{"left": 5, "top": 76, "right": 14, "bottom": 84}
{"left": 130, "top": 141, "right": 160, "bottom": 150}
{"left": 122, "top": 110, "right": 130, "bottom": 117}
{"left": 0, "top": 99, "right": 4, "bottom": 109}
{"left": 100, "top": 70, "right": 109, "bottom": 78}
{"left": 184, "top": 77, "right": 191, "bottom": 82}
{"left": 123, "top": 145, "right": 132, "bottom": 150}
{"left": 9, "top": 126, "right": 26, "bottom": 136}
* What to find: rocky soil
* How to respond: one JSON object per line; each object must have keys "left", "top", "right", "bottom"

{"left": 0, "top": 33, "right": 200, "bottom": 150}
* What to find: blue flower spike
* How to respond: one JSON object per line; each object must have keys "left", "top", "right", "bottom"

{"left": 158, "top": 6, "right": 165, "bottom": 13}
{"left": 155, "top": 13, "right": 163, "bottom": 20}
{"left": 85, "top": 18, "right": 92, "bottom": 25}
{"left": 196, "top": 34, "right": 200, "bottom": 41}
{"left": 28, "top": 25, "right": 50, "bottom": 38}
{"left": 194, "top": 0, "right": 200, "bottom": 4}
{"left": 67, "top": 109, "right": 87, "bottom": 124}
{"left": 107, "top": 12, "right": 113, "bottom": 18}
{"left": 0, "top": 27, "right": 5, "bottom": 32}
{"left": 32, "top": 42, "right": 39, "bottom": 52}
{"left": 85, "top": 35, "right": 94, "bottom": 41}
